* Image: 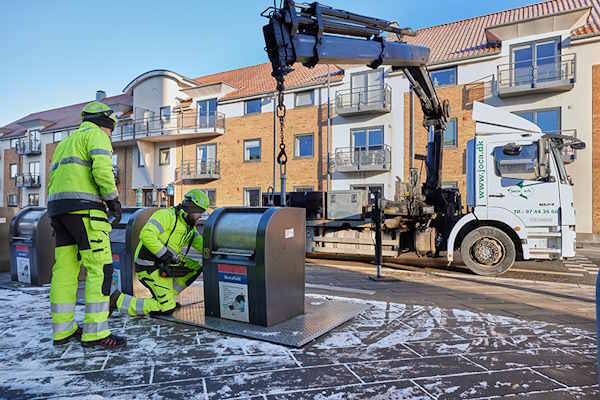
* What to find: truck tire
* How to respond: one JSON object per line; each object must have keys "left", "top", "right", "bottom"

{"left": 460, "top": 226, "right": 516, "bottom": 276}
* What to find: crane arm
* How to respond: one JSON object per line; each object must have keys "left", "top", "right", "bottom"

{"left": 262, "top": 0, "right": 450, "bottom": 207}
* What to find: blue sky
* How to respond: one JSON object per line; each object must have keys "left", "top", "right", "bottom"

{"left": 0, "top": 0, "right": 536, "bottom": 127}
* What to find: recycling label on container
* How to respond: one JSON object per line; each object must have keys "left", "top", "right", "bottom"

{"left": 15, "top": 245, "right": 31, "bottom": 284}
{"left": 111, "top": 254, "right": 121, "bottom": 293}
{"left": 218, "top": 264, "right": 249, "bottom": 323}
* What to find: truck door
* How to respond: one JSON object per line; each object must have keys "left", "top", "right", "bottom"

{"left": 550, "top": 142, "right": 576, "bottom": 257}
{"left": 486, "top": 140, "right": 562, "bottom": 258}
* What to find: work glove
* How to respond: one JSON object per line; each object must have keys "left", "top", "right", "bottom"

{"left": 106, "top": 199, "right": 122, "bottom": 226}
{"left": 159, "top": 249, "right": 181, "bottom": 266}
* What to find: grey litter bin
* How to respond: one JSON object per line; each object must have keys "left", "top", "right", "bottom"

{"left": 0, "top": 207, "right": 18, "bottom": 272}
{"left": 109, "top": 207, "right": 142, "bottom": 294}
{"left": 9, "top": 207, "right": 55, "bottom": 285}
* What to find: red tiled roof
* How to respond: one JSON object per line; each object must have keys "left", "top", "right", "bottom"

{"left": 194, "top": 62, "right": 344, "bottom": 101}
{"left": 402, "top": 0, "right": 600, "bottom": 65}
{"left": 0, "top": 94, "right": 132, "bottom": 139}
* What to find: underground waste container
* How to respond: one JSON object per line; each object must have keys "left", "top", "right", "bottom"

{"left": 203, "top": 207, "right": 306, "bottom": 326}
{"left": 9, "top": 207, "right": 55, "bottom": 285}
{"left": 0, "top": 207, "right": 17, "bottom": 272}
{"left": 109, "top": 207, "right": 143, "bottom": 294}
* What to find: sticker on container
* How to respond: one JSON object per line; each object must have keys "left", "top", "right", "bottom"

{"left": 285, "top": 228, "right": 294, "bottom": 239}
{"left": 0, "top": 218, "right": 6, "bottom": 224}
{"left": 218, "top": 264, "right": 249, "bottom": 323}
{"left": 111, "top": 254, "right": 121, "bottom": 293}
{"left": 15, "top": 245, "right": 31, "bottom": 284}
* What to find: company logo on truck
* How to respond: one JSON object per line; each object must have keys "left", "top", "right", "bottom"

{"left": 507, "top": 181, "right": 532, "bottom": 199}
{"left": 476, "top": 140, "right": 486, "bottom": 202}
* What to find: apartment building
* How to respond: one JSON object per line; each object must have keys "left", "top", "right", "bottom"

{"left": 2, "top": 0, "right": 600, "bottom": 236}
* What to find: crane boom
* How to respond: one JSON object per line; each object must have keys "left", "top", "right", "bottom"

{"left": 262, "top": 0, "right": 450, "bottom": 208}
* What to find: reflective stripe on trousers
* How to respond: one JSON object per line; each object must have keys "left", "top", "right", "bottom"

{"left": 53, "top": 320, "right": 75, "bottom": 335}
{"left": 51, "top": 303, "right": 76, "bottom": 313}
{"left": 173, "top": 281, "right": 185, "bottom": 294}
{"left": 85, "top": 301, "right": 109, "bottom": 314}
{"left": 83, "top": 320, "right": 109, "bottom": 335}
{"left": 120, "top": 293, "right": 146, "bottom": 316}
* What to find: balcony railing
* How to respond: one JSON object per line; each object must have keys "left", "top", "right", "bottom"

{"left": 16, "top": 139, "right": 42, "bottom": 155}
{"left": 15, "top": 174, "right": 41, "bottom": 188}
{"left": 111, "top": 109, "right": 225, "bottom": 143}
{"left": 175, "top": 159, "right": 220, "bottom": 181}
{"left": 497, "top": 54, "right": 576, "bottom": 97}
{"left": 335, "top": 84, "right": 392, "bottom": 116}
{"left": 332, "top": 145, "right": 392, "bottom": 173}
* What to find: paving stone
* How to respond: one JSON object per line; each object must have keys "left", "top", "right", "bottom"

{"left": 534, "top": 363, "right": 598, "bottom": 387}
{"left": 204, "top": 365, "right": 359, "bottom": 399}
{"left": 349, "top": 354, "right": 484, "bottom": 382}
{"left": 417, "top": 369, "right": 562, "bottom": 399}
{"left": 154, "top": 354, "right": 298, "bottom": 383}
{"left": 505, "top": 387, "right": 599, "bottom": 399}
{"left": 291, "top": 343, "right": 417, "bottom": 366}
{"left": 562, "top": 347, "right": 598, "bottom": 363}
{"left": 508, "top": 334, "right": 596, "bottom": 350}
{"left": 404, "top": 337, "right": 517, "bottom": 357}
{"left": 266, "top": 380, "right": 431, "bottom": 399}
{"left": 465, "top": 348, "right": 585, "bottom": 370}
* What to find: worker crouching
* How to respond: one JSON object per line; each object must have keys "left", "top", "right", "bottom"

{"left": 109, "top": 189, "right": 209, "bottom": 317}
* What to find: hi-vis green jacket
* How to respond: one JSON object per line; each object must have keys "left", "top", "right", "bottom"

{"left": 135, "top": 207, "right": 203, "bottom": 270}
{"left": 47, "top": 121, "right": 118, "bottom": 217}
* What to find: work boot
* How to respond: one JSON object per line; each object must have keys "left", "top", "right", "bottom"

{"left": 82, "top": 334, "right": 127, "bottom": 349}
{"left": 53, "top": 327, "right": 82, "bottom": 346}
{"left": 109, "top": 290, "right": 121, "bottom": 317}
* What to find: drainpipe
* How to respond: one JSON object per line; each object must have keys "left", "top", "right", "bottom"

{"left": 327, "top": 64, "right": 331, "bottom": 193}
{"left": 409, "top": 87, "right": 414, "bottom": 170}
{"left": 180, "top": 143, "right": 184, "bottom": 203}
{"left": 273, "top": 95, "right": 276, "bottom": 196}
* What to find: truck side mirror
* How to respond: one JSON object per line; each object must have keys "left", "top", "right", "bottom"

{"left": 502, "top": 143, "right": 521, "bottom": 156}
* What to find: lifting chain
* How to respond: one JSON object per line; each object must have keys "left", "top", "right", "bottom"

{"left": 276, "top": 83, "right": 288, "bottom": 175}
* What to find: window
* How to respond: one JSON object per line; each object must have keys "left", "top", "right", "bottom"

{"left": 244, "top": 188, "right": 261, "bottom": 207}
{"left": 244, "top": 139, "right": 261, "bottom": 161}
{"left": 430, "top": 67, "right": 457, "bottom": 87}
{"left": 137, "top": 148, "right": 145, "bottom": 167}
{"left": 10, "top": 138, "right": 18, "bottom": 149}
{"left": 295, "top": 90, "right": 314, "bottom": 107}
{"left": 197, "top": 99, "right": 217, "bottom": 128}
{"left": 7, "top": 194, "right": 18, "bottom": 207}
{"left": 513, "top": 108, "right": 560, "bottom": 133}
{"left": 442, "top": 181, "right": 459, "bottom": 189}
{"left": 197, "top": 144, "right": 217, "bottom": 173}
{"left": 294, "top": 133, "right": 314, "bottom": 158}
{"left": 159, "top": 148, "right": 170, "bottom": 166}
{"left": 244, "top": 98, "right": 261, "bottom": 115}
{"left": 112, "top": 153, "right": 118, "bottom": 167}
{"left": 29, "top": 129, "right": 40, "bottom": 142}
{"left": 53, "top": 130, "right": 69, "bottom": 143}
{"left": 9, "top": 163, "right": 17, "bottom": 179}
{"left": 350, "top": 69, "right": 384, "bottom": 105}
{"left": 511, "top": 38, "right": 560, "bottom": 85}
{"left": 160, "top": 106, "right": 171, "bottom": 122}
{"left": 352, "top": 127, "right": 384, "bottom": 151}
{"left": 494, "top": 143, "right": 539, "bottom": 181}
{"left": 351, "top": 184, "right": 384, "bottom": 199}
{"left": 200, "top": 189, "right": 217, "bottom": 207}
{"left": 28, "top": 193, "right": 39, "bottom": 206}
{"left": 443, "top": 118, "right": 458, "bottom": 148}
{"left": 29, "top": 161, "right": 40, "bottom": 177}
{"left": 295, "top": 186, "right": 314, "bottom": 192}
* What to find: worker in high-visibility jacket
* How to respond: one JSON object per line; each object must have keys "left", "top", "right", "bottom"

{"left": 48, "top": 101, "right": 126, "bottom": 349}
{"left": 109, "top": 189, "right": 209, "bottom": 317}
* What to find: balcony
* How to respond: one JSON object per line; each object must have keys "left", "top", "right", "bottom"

{"left": 16, "top": 174, "right": 41, "bottom": 189}
{"left": 16, "top": 139, "right": 41, "bottom": 156}
{"left": 335, "top": 84, "right": 392, "bottom": 116}
{"left": 497, "top": 54, "right": 576, "bottom": 98}
{"left": 111, "top": 109, "right": 225, "bottom": 145}
{"left": 332, "top": 146, "right": 391, "bottom": 173}
{"left": 175, "top": 160, "right": 220, "bottom": 181}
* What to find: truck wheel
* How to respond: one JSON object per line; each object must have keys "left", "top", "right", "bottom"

{"left": 460, "top": 226, "right": 516, "bottom": 276}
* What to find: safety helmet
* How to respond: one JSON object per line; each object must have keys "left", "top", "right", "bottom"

{"left": 81, "top": 101, "right": 117, "bottom": 130}
{"left": 182, "top": 189, "right": 210, "bottom": 213}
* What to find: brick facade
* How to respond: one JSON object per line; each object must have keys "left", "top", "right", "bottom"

{"left": 403, "top": 85, "right": 475, "bottom": 206}
{"left": 173, "top": 104, "right": 326, "bottom": 206}
{"left": 593, "top": 65, "right": 600, "bottom": 234}
{"left": 3, "top": 148, "right": 20, "bottom": 207}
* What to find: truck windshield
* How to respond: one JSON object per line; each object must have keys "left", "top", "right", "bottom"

{"left": 550, "top": 141, "right": 568, "bottom": 184}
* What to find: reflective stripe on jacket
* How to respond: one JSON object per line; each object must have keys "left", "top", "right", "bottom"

{"left": 48, "top": 121, "right": 118, "bottom": 216}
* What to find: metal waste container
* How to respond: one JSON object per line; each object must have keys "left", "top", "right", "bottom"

{"left": 203, "top": 207, "right": 306, "bottom": 326}
{"left": 9, "top": 207, "right": 55, "bottom": 285}
{"left": 0, "top": 208, "right": 17, "bottom": 272}
{"left": 122, "top": 207, "right": 159, "bottom": 295}
{"left": 109, "top": 207, "right": 143, "bottom": 294}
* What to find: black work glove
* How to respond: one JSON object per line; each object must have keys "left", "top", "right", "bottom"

{"left": 159, "top": 249, "right": 181, "bottom": 266}
{"left": 106, "top": 199, "right": 122, "bottom": 226}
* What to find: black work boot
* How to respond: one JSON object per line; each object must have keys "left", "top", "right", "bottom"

{"left": 109, "top": 290, "right": 121, "bottom": 317}
{"left": 53, "top": 327, "right": 83, "bottom": 346}
{"left": 82, "top": 334, "right": 127, "bottom": 349}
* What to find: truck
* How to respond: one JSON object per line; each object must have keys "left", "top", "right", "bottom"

{"left": 261, "top": 1, "right": 586, "bottom": 276}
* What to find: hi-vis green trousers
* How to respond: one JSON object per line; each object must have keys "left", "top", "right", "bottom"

{"left": 50, "top": 209, "right": 114, "bottom": 342}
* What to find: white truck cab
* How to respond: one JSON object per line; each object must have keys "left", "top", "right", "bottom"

{"left": 447, "top": 102, "right": 584, "bottom": 275}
